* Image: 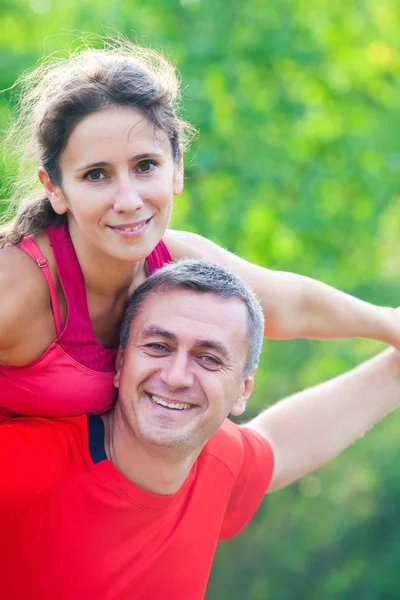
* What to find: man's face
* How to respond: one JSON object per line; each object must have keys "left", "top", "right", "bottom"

{"left": 115, "top": 289, "right": 255, "bottom": 453}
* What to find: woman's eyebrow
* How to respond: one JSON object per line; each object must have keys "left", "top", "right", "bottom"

{"left": 75, "top": 153, "right": 165, "bottom": 174}
{"left": 75, "top": 161, "right": 110, "bottom": 173}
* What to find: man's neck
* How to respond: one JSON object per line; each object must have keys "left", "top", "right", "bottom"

{"left": 100, "top": 409, "right": 201, "bottom": 496}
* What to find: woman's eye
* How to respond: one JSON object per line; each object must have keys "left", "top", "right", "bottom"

{"left": 137, "top": 160, "right": 157, "bottom": 174}
{"left": 84, "top": 169, "right": 106, "bottom": 182}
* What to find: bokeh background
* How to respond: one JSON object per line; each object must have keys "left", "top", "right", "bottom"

{"left": 2, "top": 0, "right": 400, "bottom": 598}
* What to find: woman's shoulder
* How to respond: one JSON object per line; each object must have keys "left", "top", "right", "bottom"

{"left": 0, "top": 241, "right": 51, "bottom": 309}
{"left": 0, "top": 242, "right": 54, "bottom": 363}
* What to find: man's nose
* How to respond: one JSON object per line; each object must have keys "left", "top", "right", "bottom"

{"left": 113, "top": 176, "right": 144, "bottom": 213}
{"left": 159, "top": 352, "right": 194, "bottom": 391}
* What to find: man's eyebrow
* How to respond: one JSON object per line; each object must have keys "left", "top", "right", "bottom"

{"left": 141, "top": 326, "right": 177, "bottom": 341}
{"left": 75, "top": 153, "right": 164, "bottom": 173}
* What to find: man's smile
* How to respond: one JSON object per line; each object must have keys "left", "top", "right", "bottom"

{"left": 146, "top": 392, "right": 197, "bottom": 411}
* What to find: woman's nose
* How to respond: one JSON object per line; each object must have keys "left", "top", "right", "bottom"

{"left": 113, "top": 177, "right": 144, "bottom": 213}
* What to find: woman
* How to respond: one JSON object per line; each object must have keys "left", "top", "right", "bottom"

{"left": 0, "top": 38, "right": 397, "bottom": 421}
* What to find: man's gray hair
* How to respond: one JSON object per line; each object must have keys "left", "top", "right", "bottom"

{"left": 120, "top": 259, "right": 264, "bottom": 376}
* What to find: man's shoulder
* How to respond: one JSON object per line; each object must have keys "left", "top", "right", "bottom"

{"left": 200, "top": 419, "right": 255, "bottom": 476}
{"left": 201, "top": 419, "right": 273, "bottom": 478}
{"left": 199, "top": 420, "right": 274, "bottom": 541}
{"left": 0, "top": 414, "right": 90, "bottom": 470}
{"left": 0, "top": 414, "right": 88, "bottom": 447}
{"left": 0, "top": 415, "right": 91, "bottom": 519}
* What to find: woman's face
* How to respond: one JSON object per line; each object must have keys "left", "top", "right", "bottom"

{"left": 42, "top": 106, "right": 183, "bottom": 264}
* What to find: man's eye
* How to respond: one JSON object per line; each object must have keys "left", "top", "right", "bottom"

{"left": 199, "top": 355, "right": 221, "bottom": 368}
{"left": 137, "top": 160, "right": 157, "bottom": 174}
{"left": 84, "top": 169, "right": 106, "bottom": 182}
{"left": 146, "top": 343, "right": 167, "bottom": 352}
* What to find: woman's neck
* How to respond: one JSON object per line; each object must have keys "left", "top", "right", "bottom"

{"left": 68, "top": 224, "right": 147, "bottom": 299}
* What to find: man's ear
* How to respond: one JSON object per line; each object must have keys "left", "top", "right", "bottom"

{"left": 37, "top": 167, "right": 68, "bottom": 215}
{"left": 230, "top": 368, "right": 256, "bottom": 417}
{"left": 173, "top": 150, "right": 184, "bottom": 196}
{"left": 113, "top": 346, "right": 124, "bottom": 389}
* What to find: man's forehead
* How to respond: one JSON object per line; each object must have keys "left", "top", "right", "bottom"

{"left": 132, "top": 288, "right": 248, "bottom": 348}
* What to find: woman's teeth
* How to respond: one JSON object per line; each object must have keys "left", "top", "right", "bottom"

{"left": 119, "top": 224, "right": 144, "bottom": 232}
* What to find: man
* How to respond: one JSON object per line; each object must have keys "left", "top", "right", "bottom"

{"left": 1, "top": 260, "right": 399, "bottom": 600}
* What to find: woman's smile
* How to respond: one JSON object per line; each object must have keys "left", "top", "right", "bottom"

{"left": 107, "top": 217, "right": 153, "bottom": 238}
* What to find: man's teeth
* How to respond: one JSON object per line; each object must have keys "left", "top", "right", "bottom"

{"left": 151, "top": 395, "right": 191, "bottom": 410}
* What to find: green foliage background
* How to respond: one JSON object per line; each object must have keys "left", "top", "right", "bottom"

{"left": 1, "top": 0, "right": 400, "bottom": 597}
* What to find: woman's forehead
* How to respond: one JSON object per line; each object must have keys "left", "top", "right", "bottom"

{"left": 61, "top": 106, "right": 172, "bottom": 166}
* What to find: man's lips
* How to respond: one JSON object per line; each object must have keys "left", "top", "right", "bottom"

{"left": 146, "top": 392, "right": 198, "bottom": 411}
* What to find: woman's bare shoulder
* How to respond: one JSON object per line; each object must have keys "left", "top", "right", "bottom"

{"left": 0, "top": 244, "right": 53, "bottom": 360}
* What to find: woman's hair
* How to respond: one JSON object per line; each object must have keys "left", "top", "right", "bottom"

{"left": 0, "top": 36, "right": 195, "bottom": 246}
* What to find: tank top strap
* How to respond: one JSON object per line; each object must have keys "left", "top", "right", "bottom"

{"left": 45, "top": 224, "right": 91, "bottom": 328}
{"left": 146, "top": 239, "right": 172, "bottom": 274}
{"left": 16, "top": 236, "right": 63, "bottom": 337}
{"left": 45, "top": 224, "right": 116, "bottom": 373}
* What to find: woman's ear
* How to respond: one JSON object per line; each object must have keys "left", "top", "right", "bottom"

{"left": 37, "top": 167, "right": 68, "bottom": 215}
{"left": 173, "top": 149, "right": 184, "bottom": 196}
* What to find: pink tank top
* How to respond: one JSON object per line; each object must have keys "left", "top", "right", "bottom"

{"left": 0, "top": 224, "right": 172, "bottom": 422}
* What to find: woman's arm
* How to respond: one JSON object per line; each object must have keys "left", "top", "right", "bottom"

{"left": 164, "top": 230, "right": 398, "bottom": 346}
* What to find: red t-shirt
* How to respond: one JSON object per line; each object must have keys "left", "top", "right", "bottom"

{"left": 0, "top": 414, "right": 273, "bottom": 600}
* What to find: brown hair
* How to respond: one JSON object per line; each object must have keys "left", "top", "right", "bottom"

{"left": 0, "top": 37, "right": 195, "bottom": 246}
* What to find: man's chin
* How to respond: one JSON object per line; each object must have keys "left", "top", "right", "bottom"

{"left": 133, "top": 420, "right": 203, "bottom": 454}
